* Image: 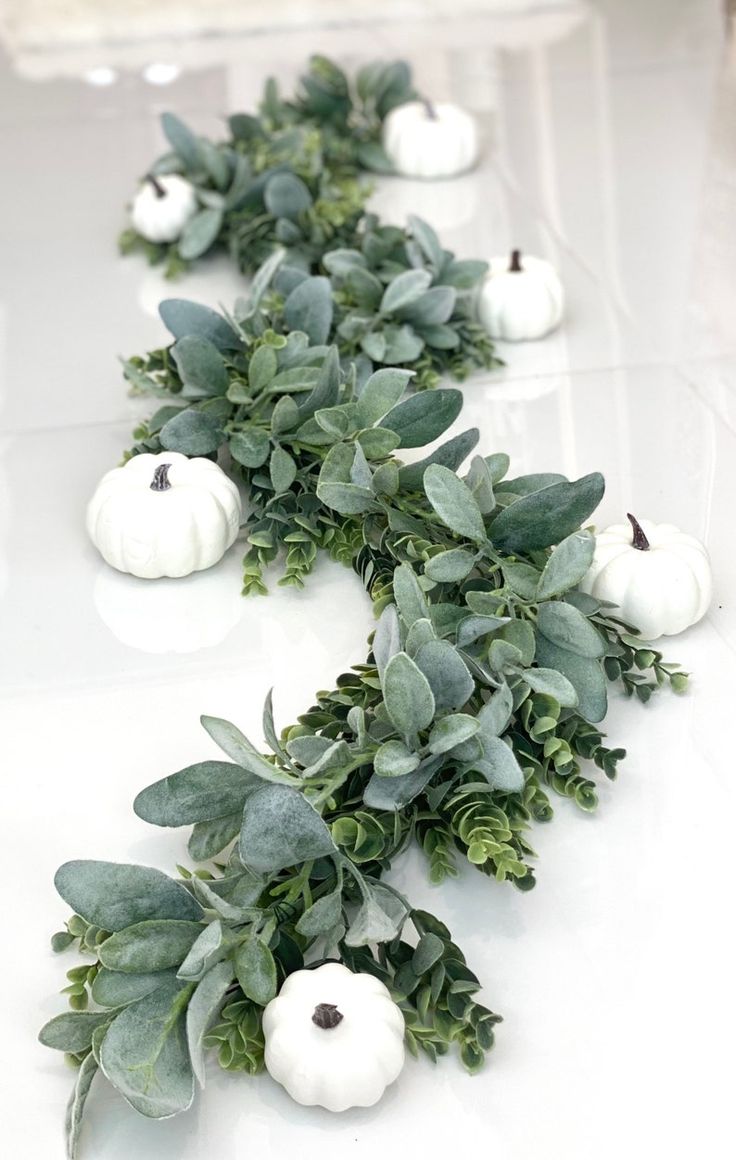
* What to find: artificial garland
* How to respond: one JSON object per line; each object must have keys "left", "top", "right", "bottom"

{"left": 40, "top": 55, "right": 689, "bottom": 1160}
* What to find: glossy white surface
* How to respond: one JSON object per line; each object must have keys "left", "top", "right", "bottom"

{"left": 2, "top": 3, "right": 736, "bottom": 1158}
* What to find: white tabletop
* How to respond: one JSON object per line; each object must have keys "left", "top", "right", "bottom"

{"left": 2, "top": 2, "right": 735, "bottom": 1158}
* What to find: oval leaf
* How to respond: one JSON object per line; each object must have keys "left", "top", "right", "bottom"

{"left": 54, "top": 861, "right": 202, "bottom": 931}
{"left": 424, "top": 464, "right": 486, "bottom": 545}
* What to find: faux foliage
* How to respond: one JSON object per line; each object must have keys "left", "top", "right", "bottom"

{"left": 43, "top": 51, "right": 691, "bottom": 1160}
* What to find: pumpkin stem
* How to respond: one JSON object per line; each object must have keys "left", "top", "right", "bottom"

{"left": 627, "top": 513, "right": 650, "bottom": 551}
{"left": 509, "top": 249, "right": 523, "bottom": 273}
{"left": 151, "top": 463, "right": 173, "bottom": 492}
{"left": 422, "top": 98, "right": 438, "bottom": 121}
{"left": 146, "top": 173, "right": 167, "bottom": 199}
{"left": 312, "top": 1002, "right": 344, "bottom": 1030}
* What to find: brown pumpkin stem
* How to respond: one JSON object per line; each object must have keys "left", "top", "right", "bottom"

{"left": 627, "top": 513, "right": 650, "bottom": 551}
{"left": 509, "top": 249, "right": 523, "bottom": 273}
{"left": 422, "top": 98, "right": 438, "bottom": 121}
{"left": 312, "top": 1002, "right": 344, "bottom": 1030}
{"left": 150, "top": 463, "right": 173, "bottom": 492}
{"left": 146, "top": 173, "right": 167, "bottom": 199}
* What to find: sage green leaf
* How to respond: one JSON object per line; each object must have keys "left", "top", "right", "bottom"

{"left": 382, "top": 652, "right": 436, "bottom": 739}
{"left": 534, "top": 635, "right": 608, "bottom": 723}
{"left": 240, "top": 784, "right": 336, "bottom": 873}
{"left": 161, "top": 112, "right": 201, "bottom": 168}
{"left": 363, "top": 754, "right": 444, "bottom": 811}
{"left": 39, "top": 1011, "right": 112, "bottom": 1053}
{"left": 177, "top": 921, "right": 225, "bottom": 982}
{"left": 489, "top": 639, "right": 524, "bottom": 672}
{"left": 159, "top": 299, "right": 242, "bottom": 350}
{"left": 230, "top": 428, "right": 270, "bottom": 468}
{"left": 536, "top": 601, "right": 604, "bottom": 658}
{"left": 159, "top": 410, "right": 223, "bottom": 456}
{"left": 134, "top": 761, "right": 257, "bottom": 827}
{"left": 65, "top": 1049, "right": 97, "bottom": 1159}
{"left": 374, "top": 739, "right": 420, "bottom": 777}
{"left": 269, "top": 447, "right": 297, "bottom": 493}
{"left": 296, "top": 890, "right": 343, "bottom": 937}
{"left": 537, "top": 530, "right": 596, "bottom": 599}
{"left": 99, "top": 921, "right": 204, "bottom": 973}
{"left": 302, "top": 740, "right": 351, "bottom": 779}
{"left": 172, "top": 336, "right": 228, "bottom": 397}
{"left": 503, "top": 562, "right": 541, "bottom": 600}
{"left": 186, "top": 960, "right": 235, "bottom": 1088}
{"left": 424, "top": 465, "right": 487, "bottom": 545}
{"left": 99, "top": 977, "right": 195, "bottom": 1119}
{"left": 233, "top": 936, "right": 277, "bottom": 1005}
{"left": 349, "top": 441, "right": 373, "bottom": 488}
{"left": 393, "top": 562, "right": 430, "bottom": 628}
{"left": 317, "top": 480, "right": 376, "bottom": 515}
{"left": 286, "top": 734, "right": 333, "bottom": 767}
{"left": 298, "top": 345, "right": 340, "bottom": 418}
{"left": 456, "top": 614, "right": 509, "bottom": 647}
{"left": 464, "top": 456, "right": 495, "bottom": 514}
{"left": 485, "top": 453, "right": 510, "bottom": 483}
{"left": 357, "top": 426, "right": 401, "bottom": 459}
{"left": 200, "top": 716, "right": 297, "bottom": 785}
{"left": 522, "top": 667, "right": 578, "bottom": 707}
{"left": 264, "top": 172, "right": 312, "bottom": 219}
{"left": 361, "top": 331, "right": 386, "bottom": 361}
{"left": 424, "top": 549, "right": 476, "bottom": 583}
{"left": 415, "top": 640, "right": 474, "bottom": 711}
{"left": 271, "top": 394, "right": 300, "bottom": 434}
{"left": 188, "top": 812, "right": 242, "bottom": 861}
{"left": 405, "top": 618, "right": 435, "bottom": 656}
{"left": 54, "top": 861, "right": 203, "bottom": 931}
{"left": 91, "top": 969, "right": 176, "bottom": 1010}
{"left": 490, "top": 473, "right": 605, "bottom": 553}
{"left": 493, "top": 620, "right": 536, "bottom": 667}
{"left": 344, "top": 881, "right": 405, "bottom": 947}
{"left": 372, "top": 461, "right": 399, "bottom": 495}
{"left": 398, "top": 427, "right": 480, "bottom": 492}
{"left": 496, "top": 473, "right": 566, "bottom": 498}
{"left": 381, "top": 323, "right": 424, "bottom": 364}
{"left": 428, "top": 714, "right": 479, "bottom": 755}
{"left": 403, "top": 286, "right": 456, "bottom": 326}
{"left": 190, "top": 877, "right": 250, "bottom": 922}
{"left": 372, "top": 604, "right": 401, "bottom": 683}
{"left": 249, "top": 344, "right": 278, "bottom": 391}
{"left": 323, "top": 248, "right": 367, "bottom": 276}
{"left": 383, "top": 388, "right": 463, "bottom": 449}
{"left": 477, "top": 685, "right": 514, "bottom": 739}
{"left": 284, "top": 277, "right": 333, "bottom": 345}
{"left": 407, "top": 215, "right": 444, "bottom": 270}
{"left": 413, "top": 932, "right": 444, "bottom": 975}
{"left": 356, "top": 367, "right": 412, "bottom": 426}
{"left": 178, "top": 208, "right": 223, "bottom": 260}
{"left": 380, "top": 268, "right": 432, "bottom": 315}
{"left": 474, "top": 738, "right": 525, "bottom": 793}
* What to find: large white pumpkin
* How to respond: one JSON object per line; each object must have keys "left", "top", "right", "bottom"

{"left": 382, "top": 100, "right": 479, "bottom": 179}
{"left": 131, "top": 173, "right": 198, "bottom": 243}
{"left": 478, "top": 250, "right": 564, "bottom": 341}
{"left": 580, "top": 514, "right": 712, "bottom": 638}
{"left": 87, "top": 452, "right": 242, "bottom": 579}
{"left": 263, "top": 962, "right": 405, "bottom": 1112}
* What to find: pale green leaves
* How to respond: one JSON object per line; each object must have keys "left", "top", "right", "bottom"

{"left": 171, "top": 336, "right": 228, "bottom": 398}
{"left": 66, "top": 1051, "right": 98, "bottom": 1160}
{"left": 178, "top": 208, "right": 223, "bottom": 260}
{"left": 536, "top": 530, "right": 595, "bottom": 599}
{"left": 264, "top": 172, "right": 312, "bottom": 219}
{"left": 200, "top": 715, "right": 298, "bottom": 786}
{"left": 296, "top": 890, "right": 343, "bottom": 938}
{"left": 382, "top": 652, "right": 435, "bottom": 741}
{"left": 356, "top": 367, "right": 413, "bottom": 425}
{"left": 383, "top": 388, "right": 463, "bottom": 449}
{"left": 316, "top": 441, "right": 378, "bottom": 515}
{"left": 344, "top": 880, "right": 408, "bottom": 947}
{"left": 39, "top": 1011, "right": 112, "bottom": 1054}
{"left": 379, "top": 268, "right": 432, "bottom": 315}
{"left": 536, "top": 602, "right": 604, "bottom": 658}
{"left": 424, "top": 464, "right": 487, "bottom": 544}
{"left": 473, "top": 738, "right": 525, "bottom": 793}
{"left": 490, "top": 473, "right": 604, "bottom": 553}
{"left": 234, "top": 936, "right": 277, "bottom": 1006}
{"left": 424, "top": 548, "right": 476, "bottom": 583}
{"left": 134, "top": 761, "right": 257, "bottom": 827}
{"left": 158, "top": 299, "right": 242, "bottom": 351}
{"left": 186, "top": 961, "right": 234, "bottom": 1088}
{"left": 99, "top": 977, "right": 195, "bottom": 1118}
{"left": 99, "top": 921, "right": 203, "bottom": 973}
{"left": 159, "top": 410, "right": 223, "bottom": 456}
{"left": 428, "top": 714, "right": 479, "bottom": 755}
{"left": 414, "top": 640, "right": 474, "bottom": 711}
{"left": 239, "top": 784, "right": 336, "bottom": 873}
{"left": 375, "top": 739, "right": 420, "bottom": 777}
{"left": 283, "top": 276, "right": 333, "bottom": 345}
{"left": 54, "top": 861, "right": 202, "bottom": 931}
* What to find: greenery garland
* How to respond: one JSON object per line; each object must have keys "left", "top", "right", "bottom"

{"left": 40, "top": 55, "right": 687, "bottom": 1159}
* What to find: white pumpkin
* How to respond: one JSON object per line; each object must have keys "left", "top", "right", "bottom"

{"left": 263, "top": 962, "right": 405, "bottom": 1112}
{"left": 130, "top": 174, "right": 198, "bottom": 243}
{"left": 382, "top": 100, "right": 479, "bottom": 179}
{"left": 87, "top": 451, "right": 242, "bottom": 579}
{"left": 580, "top": 514, "right": 712, "bottom": 639}
{"left": 478, "top": 250, "right": 564, "bottom": 341}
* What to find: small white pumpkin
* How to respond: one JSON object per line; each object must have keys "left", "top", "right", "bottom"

{"left": 382, "top": 99, "right": 479, "bottom": 179}
{"left": 580, "top": 514, "right": 712, "bottom": 638}
{"left": 131, "top": 174, "right": 198, "bottom": 243}
{"left": 478, "top": 250, "right": 564, "bottom": 341}
{"left": 87, "top": 451, "right": 241, "bottom": 580}
{"left": 263, "top": 962, "right": 405, "bottom": 1112}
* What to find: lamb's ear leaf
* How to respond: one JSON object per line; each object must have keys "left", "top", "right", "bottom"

{"left": 99, "top": 977, "right": 195, "bottom": 1118}
{"left": 158, "top": 299, "right": 243, "bottom": 350}
{"left": 398, "top": 428, "right": 480, "bottom": 492}
{"left": 53, "top": 861, "right": 203, "bottom": 931}
{"left": 423, "top": 464, "right": 487, "bottom": 545}
{"left": 239, "top": 784, "right": 336, "bottom": 873}
{"left": 283, "top": 276, "right": 333, "bottom": 346}
{"left": 200, "top": 716, "right": 298, "bottom": 786}
{"left": 382, "top": 388, "right": 463, "bottom": 449}
{"left": 490, "top": 473, "right": 605, "bottom": 552}
{"left": 186, "top": 960, "right": 235, "bottom": 1089}
{"left": 536, "top": 530, "right": 596, "bottom": 599}
{"left": 65, "top": 1051, "right": 98, "bottom": 1160}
